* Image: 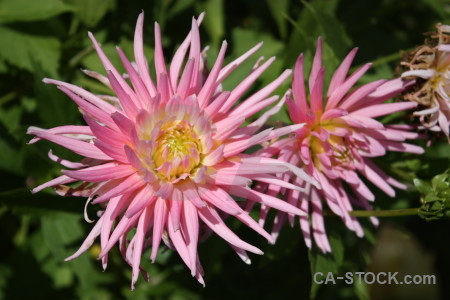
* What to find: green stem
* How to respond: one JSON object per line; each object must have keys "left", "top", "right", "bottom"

{"left": 350, "top": 47, "right": 415, "bottom": 72}
{"left": 370, "top": 52, "right": 403, "bottom": 67}
{"left": 349, "top": 207, "right": 419, "bottom": 217}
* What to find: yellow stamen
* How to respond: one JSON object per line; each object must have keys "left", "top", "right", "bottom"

{"left": 153, "top": 120, "right": 202, "bottom": 181}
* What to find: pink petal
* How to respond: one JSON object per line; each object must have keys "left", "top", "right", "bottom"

{"left": 327, "top": 47, "right": 358, "bottom": 98}
{"left": 310, "top": 67, "right": 325, "bottom": 113}
{"left": 339, "top": 79, "right": 386, "bottom": 111}
{"left": 116, "top": 47, "right": 150, "bottom": 108}
{"left": 92, "top": 173, "right": 145, "bottom": 204}
{"left": 55, "top": 86, "right": 119, "bottom": 130}
{"left": 292, "top": 54, "right": 308, "bottom": 113}
{"left": 361, "top": 162, "right": 396, "bottom": 197}
{"left": 170, "top": 188, "right": 183, "bottom": 231}
{"left": 350, "top": 102, "right": 417, "bottom": 118}
{"left": 198, "top": 185, "right": 241, "bottom": 215}
{"left": 32, "top": 175, "right": 76, "bottom": 194}
{"left": 378, "top": 140, "right": 424, "bottom": 154}
{"left": 133, "top": 12, "right": 157, "bottom": 96}
{"left": 230, "top": 186, "right": 307, "bottom": 216}
{"left": 88, "top": 32, "right": 138, "bottom": 101}
{"left": 66, "top": 216, "right": 104, "bottom": 261}
{"left": 131, "top": 207, "right": 153, "bottom": 289}
{"left": 219, "top": 57, "right": 275, "bottom": 114}
{"left": 309, "top": 37, "right": 323, "bottom": 92}
{"left": 43, "top": 78, "right": 118, "bottom": 114}
{"left": 124, "top": 185, "right": 156, "bottom": 218}
{"left": 27, "top": 127, "right": 112, "bottom": 161}
{"left": 231, "top": 69, "right": 292, "bottom": 116}
{"left": 182, "top": 200, "right": 199, "bottom": 275}
{"left": 63, "top": 163, "right": 135, "bottom": 182}
{"left": 218, "top": 42, "right": 263, "bottom": 82}
{"left": 327, "top": 63, "right": 372, "bottom": 110}
{"left": 198, "top": 206, "right": 263, "bottom": 255}
{"left": 150, "top": 198, "right": 168, "bottom": 262}
{"left": 47, "top": 150, "right": 87, "bottom": 169}
{"left": 198, "top": 41, "right": 228, "bottom": 108}
{"left": 107, "top": 70, "right": 138, "bottom": 118}
{"left": 28, "top": 125, "right": 93, "bottom": 144}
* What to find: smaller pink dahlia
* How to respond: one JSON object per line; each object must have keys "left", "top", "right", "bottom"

{"left": 257, "top": 39, "right": 424, "bottom": 253}
{"left": 402, "top": 23, "right": 450, "bottom": 139}
{"left": 28, "top": 13, "right": 316, "bottom": 288}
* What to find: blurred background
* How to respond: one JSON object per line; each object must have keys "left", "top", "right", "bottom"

{"left": 0, "top": 0, "right": 449, "bottom": 299}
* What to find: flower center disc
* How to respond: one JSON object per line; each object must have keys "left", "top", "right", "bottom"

{"left": 153, "top": 120, "right": 202, "bottom": 181}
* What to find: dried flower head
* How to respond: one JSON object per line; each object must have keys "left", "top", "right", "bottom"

{"left": 402, "top": 23, "right": 450, "bottom": 138}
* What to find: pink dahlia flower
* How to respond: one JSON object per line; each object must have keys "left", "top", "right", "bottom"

{"left": 27, "top": 13, "right": 316, "bottom": 288}
{"left": 256, "top": 39, "right": 424, "bottom": 253}
{"left": 401, "top": 23, "right": 450, "bottom": 139}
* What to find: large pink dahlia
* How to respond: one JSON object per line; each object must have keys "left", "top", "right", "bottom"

{"left": 27, "top": 13, "right": 315, "bottom": 287}
{"left": 256, "top": 39, "right": 424, "bottom": 253}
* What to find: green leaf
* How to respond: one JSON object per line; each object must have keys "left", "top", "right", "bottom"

{"left": 0, "top": 140, "right": 22, "bottom": 175}
{"left": 21, "top": 97, "right": 37, "bottom": 113}
{"left": 0, "top": 57, "right": 6, "bottom": 72}
{"left": 431, "top": 172, "right": 449, "bottom": 190}
{"left": 34, "top": 72, "right": 79, "bottom": 126}
{"left": 0, "top": 0, "right": 73, "bottom": 23}
{"left": 67, "top": 0, "right": 115, "bottom": 27}
{"left": 228, "top": 28, "right": 284, "bottom": 90}
{"left": 302, "top": 1, "right": 351, "bottom": 58}
{"left": 309, "top": 230, "right": 345, "bottom": 299}
{"left": 41, "top": 212, "right": 84, "bottom": 260}
{"left": 266, "top": 0, "right": 289, "bottom": 39}
{"left": 414, "top": 178, "right": 432, "bottom": 195}
{"left": 0, "top": 26, "right": 61, "bottom": 77}
{"left": 82, "top": 42, "right": 124, "bottom": 74}
{"left": 0, "top": 105, "right": 21, "bottom": 135}
{"left": 197, "top": 0, "right": 224, "bottom": 46}
{"left": 421, "top": 0, "right": 448, "bottom": 19}
{"left": 167, "top": 0, "right": 194, "bottom": 20}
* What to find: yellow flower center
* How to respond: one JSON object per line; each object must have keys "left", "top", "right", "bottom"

{"left": 308, "top": 122, "right": 353, "bottom": 170}
{"left": 152, "top": 120, "right": 202, "bottom": 181}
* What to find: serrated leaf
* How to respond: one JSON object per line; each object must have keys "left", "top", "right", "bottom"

{"left": 0, "top": 0, "right": 73, "bottom": 23}
{"left": 0, "top": 26, "right": 61, "bottom": 77}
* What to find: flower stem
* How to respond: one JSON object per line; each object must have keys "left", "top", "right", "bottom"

{"left": 349, "top": 207, "right": 419, "bottom": 218}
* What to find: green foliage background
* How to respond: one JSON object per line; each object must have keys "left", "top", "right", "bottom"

{"left": 0, "top": 0, "right": 449, "bottom": 299}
